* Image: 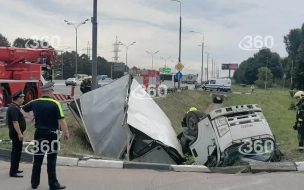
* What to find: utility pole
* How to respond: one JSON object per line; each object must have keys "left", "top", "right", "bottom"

{"left": 211, "top": 57, "right": 214, "bottom": 78}
{"left": 291, "top": 59, "right": 293, "bottom": 88}
{"left": 265, "top": 57, "right": 268, "bottom": 90}
{"left": 171, "top": 0, "right": 182, "bottom": 89}
{"left": 146, "top": 51, "right": 159, "bottom": 69}
{"left": 64, "top": 18, "right": 89, "bottom": 76}
{"left": 119, "top": 41, "right": 136, "bottom": 73}
{"left": 160, "top": 56, "right": 171, "bottom": 67}
{"left": 91, "top": 0, "right": 98, "bottom": 90}
{"left": 205, "top": 52, "right": 211, "bottom": 80}
{"left": 190, "top": 31, "right": 204, "bottom": 84}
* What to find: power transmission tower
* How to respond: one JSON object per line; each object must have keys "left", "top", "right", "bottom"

{"left": 87, "top": 41, "right": 91, "bottom": 60}
{"left": 111, "top": 36, "right": 120, "bottom": 79}
{"left": 112, "top": 36, "right": 120, "bottom": 63}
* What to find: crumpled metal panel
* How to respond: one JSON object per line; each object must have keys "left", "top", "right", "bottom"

{"left": 76, "top": 75, "right": 131, "bottom": 158}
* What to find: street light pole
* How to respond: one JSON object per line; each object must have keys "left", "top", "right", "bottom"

{"left": 146, "top": 51, "right": 159, "bottom": 69}
{"left": 190, "top": 31, "right": 204, "bottom": 84}
{"left": 119, "top": 41, "right": 136, "bottom": 73}
{"left": 160, "top": 56, "right": 171, "bottom": 67}
{"left": 91, "top": 0, "right": 98, "bottom": 90}
{"left": 171, "top": 0, "right": 181, "bottom": 89}
{"left": 265, "top": 57, "right": 269, "bottom": 90}
{"left": 205, "top": 52, "right": 211, "bottom": 81}
{"left": 64, "top": 18, "right": 89, "bottom": 76}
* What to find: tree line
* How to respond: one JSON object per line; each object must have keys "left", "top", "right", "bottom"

{"left": 0, "top": 33, "right": 144, "bottom": 80}
{"left": 233, "top": 23, "right": 304, "bottom": 90}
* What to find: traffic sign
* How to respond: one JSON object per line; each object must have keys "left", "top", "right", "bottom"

{"left": 161, "top": 67, "right": 171, "bottom": 73}
{"left": 175, "top": 71, "right": 183, "bottom": 80}
{"left": 175, "top": 62, "right": 184, "bottom": 71}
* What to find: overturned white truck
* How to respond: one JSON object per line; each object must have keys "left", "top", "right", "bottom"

{"left": 68, "top": 74, "right": 282, "bottom": 167}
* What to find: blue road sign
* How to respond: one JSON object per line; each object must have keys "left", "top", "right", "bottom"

{"left": 175, "top": 71, "right": 183, "bottom": 80}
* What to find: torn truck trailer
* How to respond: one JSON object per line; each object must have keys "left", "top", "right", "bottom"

{"left": 68, "top": 74, "right": 185, "bottom": 164}
{"left": 68, "top": 74, "right": 283, "bottom": 166}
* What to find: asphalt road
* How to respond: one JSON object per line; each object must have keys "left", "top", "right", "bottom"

{"left": 1, "top": 160, "right": 304, "bottom": 190}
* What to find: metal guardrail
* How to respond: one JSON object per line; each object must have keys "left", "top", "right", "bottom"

{"left": 0, "top": 101, "right": 73, "bottom": 127}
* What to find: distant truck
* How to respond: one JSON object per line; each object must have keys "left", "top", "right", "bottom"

{"left": 181, "top": 74, "right": 198, "bottom": 84}
{"left": 159, "top": 73, "right": 189, "bottom": 89}
{"left": 202, "top": 78, "right": 231, "bottom": 92}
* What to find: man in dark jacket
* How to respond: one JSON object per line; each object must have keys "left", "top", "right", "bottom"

{"left": 293, "top": 91, "right": 304, "bottom": 152}
{"left": 6, "top": 89, "right": 27, "bottom": 177}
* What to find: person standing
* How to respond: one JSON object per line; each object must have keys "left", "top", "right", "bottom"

{"left": 21, "top": 81, "right": 69, "bottom": 190}
{"left": 6, "top": 89, "right": 27, "bottom": 178}
{"left": 293, "top": 91, "right": 304, "bottom": 152}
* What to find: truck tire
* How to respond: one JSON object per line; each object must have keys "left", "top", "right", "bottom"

{"left": 186, "top": 111, "right": 204, "bottom": 137}
{"left": 24, "top": 87, "right": 37, "bottom": 104}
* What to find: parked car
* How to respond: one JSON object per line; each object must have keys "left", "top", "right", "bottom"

{"left": 65, "top": 78, "right": 81, "bottom": 86}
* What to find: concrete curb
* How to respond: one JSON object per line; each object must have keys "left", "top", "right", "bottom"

{"left": 1, "top": 148, "right": 304, "bottom": 173}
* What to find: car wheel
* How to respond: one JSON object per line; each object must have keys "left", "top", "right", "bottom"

{"left": 66, "top": 84, "right": 68, "bottom": 86}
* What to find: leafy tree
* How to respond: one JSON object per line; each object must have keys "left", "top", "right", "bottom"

{"left": 254, "top": 67, "right": 274, "bottom": 88}
{"left": 0, "top": 33, "right": 10, "bottom": 47}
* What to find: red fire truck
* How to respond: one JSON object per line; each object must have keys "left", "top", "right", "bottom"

{"left": 0, "top": 47, "right": 74, "bottom": 108}
{"left": 130, "top": 69, "right": 160, "bottom": 89}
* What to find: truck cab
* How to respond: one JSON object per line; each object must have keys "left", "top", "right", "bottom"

{"left": 179, "top": 104, "right": 282, "bottom": 167}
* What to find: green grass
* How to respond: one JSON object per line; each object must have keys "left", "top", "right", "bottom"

{"left": 222, "top": 84, "right": 302, "bottom": 161}
{"left": 0, "top": 112, "right": 94, "bottom": 157}
{"left": 154, "top": 90, "right": 212, "bottom": 134}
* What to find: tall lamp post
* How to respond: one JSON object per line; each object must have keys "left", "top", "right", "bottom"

{"left": 160, "top": 56, "right": 171, "bottom": 68}
{"left": 64, "top": 18, "right": 89, "bottom": 76}
{"left": 190, "top": 31, "right": 204, "bottom": 84}
{"left": 265, "top": 57, "right": 269, "bottom": 90}
{"left": 119, "top": 41, "right": 136, "bottom": 73}
{"left": 146, "top": 51, "right": 159, "bottom": 69}
{"left": 171, "top": 0, "right": 182, "bottom": 89}
{"left": 205, "top": 52, "right": 211, "bottom": 80}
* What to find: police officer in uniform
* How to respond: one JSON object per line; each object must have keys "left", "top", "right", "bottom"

{"left": 21, "top": 81, "right": 69, "bottom": 190}
{"left": 6, "top": 89, "right": 26, "bottom": 178}
{"left": 293, "top": 91, "right": 304, "bottom": 152}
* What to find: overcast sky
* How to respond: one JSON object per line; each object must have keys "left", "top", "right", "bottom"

{"left": 0, "top": 0, "right": 303, "bottom": 80}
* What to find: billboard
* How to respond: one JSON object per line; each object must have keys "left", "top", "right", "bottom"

{"left": 113, "top": 63, "right": 125, "bottom": 72}
{"left": 221, "top": 63, "right": 238, "bottom": 70}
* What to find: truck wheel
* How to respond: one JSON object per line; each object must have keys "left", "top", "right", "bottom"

{"left": 186, "top": 111, "right": 204, "bottom": 137}
{"left": 24, "top": 87, "right": 37, "bottom": 104}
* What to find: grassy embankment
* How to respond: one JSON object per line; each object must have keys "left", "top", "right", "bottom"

{"left": 223, "top": 84, "right": 302, "bottom": 161}
{"left": 0, "top": 90, "right": 212, "bottom": 158}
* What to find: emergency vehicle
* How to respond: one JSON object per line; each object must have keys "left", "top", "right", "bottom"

{"left": 0, "top": 47, "right": 74, "bottom": 108}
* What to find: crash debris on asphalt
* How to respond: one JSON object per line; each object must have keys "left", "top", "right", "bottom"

{"left": 67, "top": 74, "right": 283, "bottom": 167}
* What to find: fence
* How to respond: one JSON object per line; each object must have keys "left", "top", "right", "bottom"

{"left": 0, "top": 100, "right": 73, "bottom": 127}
